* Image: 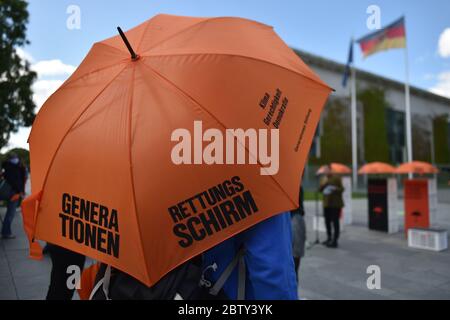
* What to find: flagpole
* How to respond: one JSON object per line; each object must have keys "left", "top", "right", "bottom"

{"left": 404, "top": 27, "right": 413, "bottom": 179}
{"left": 351, "top": 53, "right": 358, "bottom": 187}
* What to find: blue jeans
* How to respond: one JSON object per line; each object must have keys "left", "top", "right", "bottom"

{"left": 1, "top": 199, "right": 19, "bottom": 236}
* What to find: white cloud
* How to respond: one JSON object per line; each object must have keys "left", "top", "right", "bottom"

{"left": 20, "top": 50, "right": 75, "bottom": 115}
{"left": 16, "top": 47, "right": 34, "bottom": 63}
{"left": 430, "top": 71, "right": 450, "bottom": 98}
{"left": 32, "top": 79, "right": 65, "bottom": 110}
{"left": 438, "top": 28, "right": 450, "bottom": 58}
{"left": 32, "top": 59, "right": 76, "bottom": 77}
{"left": 1, "top": 79, "right": 64, "bottom": 152}
{"left": 2, "top": 49, "right": 75, "bottom": 152}
{"left": 5, "top": 127, "right": 32, "bottom": 151}
{"left": 16, "top": 48, "right": 76, "bottom": 78}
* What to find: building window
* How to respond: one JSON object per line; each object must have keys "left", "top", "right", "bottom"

{"left": 386, "top": 109, "right": 405, "bottom": 164}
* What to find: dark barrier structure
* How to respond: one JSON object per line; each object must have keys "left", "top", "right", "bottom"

{"left": 368, "top": 178, "right": 399, "bottom": 233}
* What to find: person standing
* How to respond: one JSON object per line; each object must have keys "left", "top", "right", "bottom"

{"left": 89, "top": 212, "right": 298, "bottom": 300}
{"left": 202, "top": 212, "right": 298, "bottom": 300}
{"left": 291, "top": 185, "right": 306, "bottom": 282}
{"left": 1, "top": 153, "right": 27, "bottom": 239}
{"left": 319, "top": 165, "right": 344, "bottom": 248}
{"left": 46, "top": 244, "right": 86, "bottom": 300}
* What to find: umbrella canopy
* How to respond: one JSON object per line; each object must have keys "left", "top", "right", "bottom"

{"left": 395, "top": 161, "right": 439, "bottom": 175}
{"left": 316, "top": 163, "right": 351, "bottom": 175}
{"left": 358, "top": 162, "right": 396, "bottom": 175}
{"left": 22, "top": 14, "right": 331, "bottom": 286}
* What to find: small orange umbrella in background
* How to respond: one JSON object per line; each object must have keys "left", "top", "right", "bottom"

{"left": 316, "top": 163, "right": 351, "bottom": 175}
{"left": 358, "top": 162, "right": 396, "bottom": 175}
{"left": 395, "top": 161, "right": 439, "bottom": 175}
{"left": 21, "top": 14, "right": 331, "bottom": 286}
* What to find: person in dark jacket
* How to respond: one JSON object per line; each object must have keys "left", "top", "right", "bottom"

{"left": 291, "top": 184, "right": 306, "bottom": 282}
{"left": 46, "top": 244, "right": 86, "bottom": 300}
{"left": 319, "top": 165, "right": 344, "bottom": 248}
{"left": 1, "top": 153, "right": 27, "bottom": 239}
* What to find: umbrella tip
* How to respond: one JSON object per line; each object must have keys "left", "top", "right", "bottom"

{"left": 117, "top": 26, "right": 139, "bottom": 61}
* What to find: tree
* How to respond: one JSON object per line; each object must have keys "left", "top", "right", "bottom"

{"left": 359, "top": 87, "right": 390, "bottom": 163}
{"left": 433, "top": 115, "right": 450, "bottom": 164}
{"left": 0, "top": 0, "right": 37, "bottom": 150}
{"left": 320, "top": 98, "right": 352, "bottom": 165}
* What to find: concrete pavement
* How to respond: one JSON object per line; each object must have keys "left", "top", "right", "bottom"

{"left": 300, "top": 198, "right": 450, "bottom": 300}
{"left": 0, "top": 208, "right": 51, "bottom": 300}
{"left": 0, "top": 194, "right": 449, "bottom": 300}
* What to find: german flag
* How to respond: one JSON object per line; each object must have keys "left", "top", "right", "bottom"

{"left": 357, "top": 17, "right": 406, "bottom": 58}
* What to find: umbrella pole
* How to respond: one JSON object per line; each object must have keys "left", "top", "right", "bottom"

{"left": 308, "top": 188, "right": 321, "bottom": 250}
{"left": 117, "top": 27, "right": 139, "bottom": 60}
{"left": 314, "top": 189, "right": 320, "bottom": 244}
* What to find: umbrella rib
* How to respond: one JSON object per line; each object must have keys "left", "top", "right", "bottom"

{"left": 138, "top": 16, "right": 272, "bottom": 55}
{"left": 34, "top": 65, "right": 129, "bottom": 233}
{"left": 139, "top": 60, "right": 299, "bottom": 209}
{"left": 125, "top": 64, "right": 152, "bottom": 285}
{"left": 62, "top": 60, "right": 128, "bottom": 89}
{"left": 95, "top": 41, "right": 130, "bottom": 55}
{"left": 137, "top": 17, "right": 217, "bottom": 54}
{"left": 61, "top": 43, "right": 129, "bottom": 88}
{"left": 144, "top": 52, "right": 331, "bottom": 91}
{"left": 136, "top": 20, "right": 153, "bottom": 53}
{"left": 83, "top": 41, "right": 133, "bottom": 59}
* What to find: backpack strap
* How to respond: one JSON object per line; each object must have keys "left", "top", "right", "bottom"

{"left": 237, "top": 249, "right": 246, "bottom": 300}
{"left": 89, "top": 265, "right": 112, "bottom": 300}
{"left": 209, "top": 246, "right": 246, "bottom": 300}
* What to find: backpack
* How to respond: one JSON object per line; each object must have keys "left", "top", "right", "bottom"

{"left": 89, "top": 247, "right": 246, "bottom": 300}
{"left": 0, "top": 178, "right": 14, "bottom": 201}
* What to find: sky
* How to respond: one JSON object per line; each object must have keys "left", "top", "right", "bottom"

{"left": 5, "top": 0, "right": 450, "bottom": 151}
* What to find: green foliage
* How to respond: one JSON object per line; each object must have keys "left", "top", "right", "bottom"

{"left": 412, "top": 120, "right": 432, "bottom": 162}
{"left": 359, "top": 87, "right": 390, "bottom": 163}
{"left": 303, "top": 191, "right": 366, "bottom": 201}
{"left": 318, "top": 99, "right": 351, "bottom": 164}
{"left": 0, "top": 0, "right": 37, "bottom": 149}
{"left": 433, "top": 115, "right": 450, "bottom": 164}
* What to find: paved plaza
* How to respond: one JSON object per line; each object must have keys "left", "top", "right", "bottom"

{"left": 300, "top": 198, "right": 450, "bottom": 300}
{"left": 1, "top": 193, "right": 449, "bottom": 300}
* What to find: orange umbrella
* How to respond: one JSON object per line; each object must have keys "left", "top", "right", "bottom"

{"left": 395, "top": 161, "right": 439, "bottom": 175}
{"left": 21, "top": 14, "right": 331, "bottom": 286}
{"left": 358, "top": 162, "right": 396, "bottom": 175}
{"left": 316, "top": 163, "right": 351, "bottom": 175}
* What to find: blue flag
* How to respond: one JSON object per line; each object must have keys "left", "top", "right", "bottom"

{"left": 342, "top": 39, "right": 354, "bottom": 87}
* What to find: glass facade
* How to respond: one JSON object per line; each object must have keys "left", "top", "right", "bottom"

{"left": 386, "top": 109, "right": 405, "bottom": 164}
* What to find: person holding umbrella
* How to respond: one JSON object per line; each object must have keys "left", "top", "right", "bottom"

{"left": 202, "top": 211, "right": 298, "bottom": 300}
{"left": 21, "top": 14, "right": 332, "bottom": 295}
{"left": 319, "top": 164, "right": 344, "bottom": 248}
{"left": 46, "top": 244, "right": 85, "bottom": 300}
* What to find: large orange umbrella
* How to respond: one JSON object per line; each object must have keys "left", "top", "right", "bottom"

{"left": 395, "top": 161, "right": 439, "bottom": 175}
{"left": 358, "top": 162, "right": 396, "bottom": 175}
{"left": 316, "top": 163, "right": 351, "bottom": 175}
{"left": 21, "top": 14, "right": 331, "bottom": 286}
